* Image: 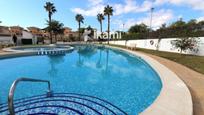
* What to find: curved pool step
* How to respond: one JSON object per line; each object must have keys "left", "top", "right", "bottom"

{"left": 0, "top": 93, "right": 127, "bottom": 115}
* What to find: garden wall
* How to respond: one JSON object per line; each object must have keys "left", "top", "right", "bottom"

{"left": 0, "top": 36, "right": 13, "bottom": 43}
{"left": 109, "top": 37, "right": 204, "bottom": 56}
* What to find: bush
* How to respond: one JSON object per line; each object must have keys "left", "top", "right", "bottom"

{"left": 171, "top": 37, "right": 199, "bottom": 53}
{"left": 37, "top": 37, "right": 45, "bottom": 43}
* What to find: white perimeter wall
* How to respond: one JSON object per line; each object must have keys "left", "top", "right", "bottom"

{"left": 0, "top": 36, "right": 13, "bottom": 43}
{"left": 109, "top": 37, "right": 204, "bottom": 56}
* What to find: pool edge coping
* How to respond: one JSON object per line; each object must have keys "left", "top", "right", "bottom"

{"left": 107, "top": 45, "right": 193, "bottom": 115}
{"left": 0, "top": 45, "right": 74, "bottom": 59}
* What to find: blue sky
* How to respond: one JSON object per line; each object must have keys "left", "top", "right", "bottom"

{"left": 0, "top": 0, "right": 204, "bottom": 31}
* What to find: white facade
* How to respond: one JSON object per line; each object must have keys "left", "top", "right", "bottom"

{"left": 21, "top": 31, "right": 37, "bottom": 44}
{"left": 109, "top": 37, "right": 204, "bottom": 56}
{"left": 0, "top": 31, "right": 37, "bottom": 45}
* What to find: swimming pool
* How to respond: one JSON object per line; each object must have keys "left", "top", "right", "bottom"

{"left": 0, "top": 45, "right": 162, "bottom": 114}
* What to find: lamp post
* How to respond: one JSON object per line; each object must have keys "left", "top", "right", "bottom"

{"left": 150, "top": 7, "right": 154, "bottom": 32}
{"left": 148, "top": 7, "right": 154, "bottom": 40}
{"left": 123, "top": 23, "right": 125, "bottom": 32}
{"left": 122, "top": 23, "right": 125, "bottom": 39}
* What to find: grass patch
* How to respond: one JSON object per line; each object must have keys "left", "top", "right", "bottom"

{"left": 109, "top": 44, "right": 204, "bottom": 74}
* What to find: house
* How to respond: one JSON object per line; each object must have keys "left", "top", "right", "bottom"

{"left": 58, "top": 27, "right": 78, "bottom": 41}
{"left": 0, "top": 26, "right": 13, "bottom": 44}
{"left": 21, "top": 30, "right": 37, "bottom": 44}
{"left": 63, "top": 27, "right": 72, "bottom": 37}
{"left": 27, "top": 27, "right": 43, "bottom": 37}
{"left": 10, "top": 26, "right": 23, "bottom": 36}
{"left": 0, "top": 26, "right": 11, "bottom": 36}
{"left": 63, "top": 27, "right": 78, "bottom": 38}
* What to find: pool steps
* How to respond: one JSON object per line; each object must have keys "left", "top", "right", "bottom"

{"left": 0, "top": 74, "right": 127, "bottom": 115}
{"left": 0, "top": 93, "right": 127, "bottom": 115}
{"left": 37, "top": 49, "right": 68, "bottom": 56}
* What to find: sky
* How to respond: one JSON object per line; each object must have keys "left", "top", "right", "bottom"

{"left": 0, "top": 0, "right": 204, "bottom": 31}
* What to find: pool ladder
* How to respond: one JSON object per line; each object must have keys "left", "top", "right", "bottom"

{"left": 8, "top": 77, "right": 52, "bottom": 115}
{"left": 37, "top": 50, "right": 66, "bottom": 55}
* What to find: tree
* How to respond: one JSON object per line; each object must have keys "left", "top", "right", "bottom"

{"left": 161, "top": 23, "right": 166, "bottom": 29}
{"left": 104, "top": 5, "right": 113, "bottom": 44}
{"left": 128, "top": 23, "right": 148, "bottom": 33}
{"left": 171, "top": 18, "right": 185, "bottom": 27}
{"left": 197, "top": 20, "right": 204, "bottom": 30}
{"left": 97, "top": 13, "right": 105, "bottom": 39}
{"left": 75, "top": 14, "right": 84, "bottom": 41}
{"left": 46, "top": 20, "right": 64, "bottom": 42}
{"left": 169, "top": 18, "right": 187, "bottom": 37}
{"left": 123, "top": 18, "right": 204, "bottom": 40}
{"left": 186, "top": 19, "right": 197, "bottom": 32}
{"left": 44, "top": 2, "right": 57, "bottom": 44}
{"left": 187, "top": 19, "right": 197, "bottom": 26}
{"left": 171, "top": 37, "right": 199, "bottom": 53}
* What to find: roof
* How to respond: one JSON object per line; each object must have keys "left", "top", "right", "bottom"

{"left": 0, "top": 26, "right": 11, "bottom": 36}
{"left": 27, "top": 27, "right": 41, "bottom": 30}
{"left": 63, "top": 27, "right": 72, "bottom": 30}
{"left": 10, "top": 26, "right": 24, "bottom": 30}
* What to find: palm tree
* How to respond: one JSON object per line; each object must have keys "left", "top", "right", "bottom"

{"left": 97, "top": 13, "right": 105, "bottom": 39}
{"left": 46, "top": 20, "right": 64, "bottom": 42}
{"left": 75, "top": 14, "right": 84, "bottom": 41}
{"left": 44, "top": 2, "right": 57, "bottom": 44}
{"left": 104, "top": 5, "right": 113, "bottom": 44}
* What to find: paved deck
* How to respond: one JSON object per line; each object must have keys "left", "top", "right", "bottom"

{"left": 140, "top": 52, "right": 204, "bottom": 115}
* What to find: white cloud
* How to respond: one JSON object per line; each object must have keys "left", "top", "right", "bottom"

{"left": 114, "top": 0, "right": 152, "bottom": 15}
{"left": 140, "top": 9, "right": 173, "bottom": 29}
{"left": 71, "top": 0, "right": 104, "bottom": 16}
{"left": 114, "top": 9, "right": 174, "bottom": 30}
{"left": 187, "top": 0, "right": 204, "bottom": 11}
{"left": 197, "top": 16, "right": 204, "bottom": 22}
{"left": 71, "top": 4, "right": 104, "bottom": 16}
{"left": 154, "top": 0, "right": 183, "bottom": 5}
{"left": 154, "top": 0, "right": 204, "bottom": 11}
{"left": 71, "top": 0, "right": 204, "bottom": 17}
{"left": 71, "top": 0, "right": 153, "bottom": 16}
{"left": 88, "top": 0, "right": 103, "bottom": 6}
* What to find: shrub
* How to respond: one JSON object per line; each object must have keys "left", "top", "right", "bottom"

{"left": 171, "top": 37, "right": 199, "bottom": 53}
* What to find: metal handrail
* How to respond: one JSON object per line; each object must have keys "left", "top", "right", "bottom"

{"left": 8, "top": 77, "right": 52, "bottom": 115}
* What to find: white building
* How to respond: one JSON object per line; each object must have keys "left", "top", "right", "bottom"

{"left": 19, "top": 30, "right": 37, "bottom": 45}
{"left": 0, "top": 26, "right": 37, "bottom": 45}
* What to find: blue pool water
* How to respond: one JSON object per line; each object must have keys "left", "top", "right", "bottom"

{"left": 0, "top": 45, "right": 162, "bottom": 114}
